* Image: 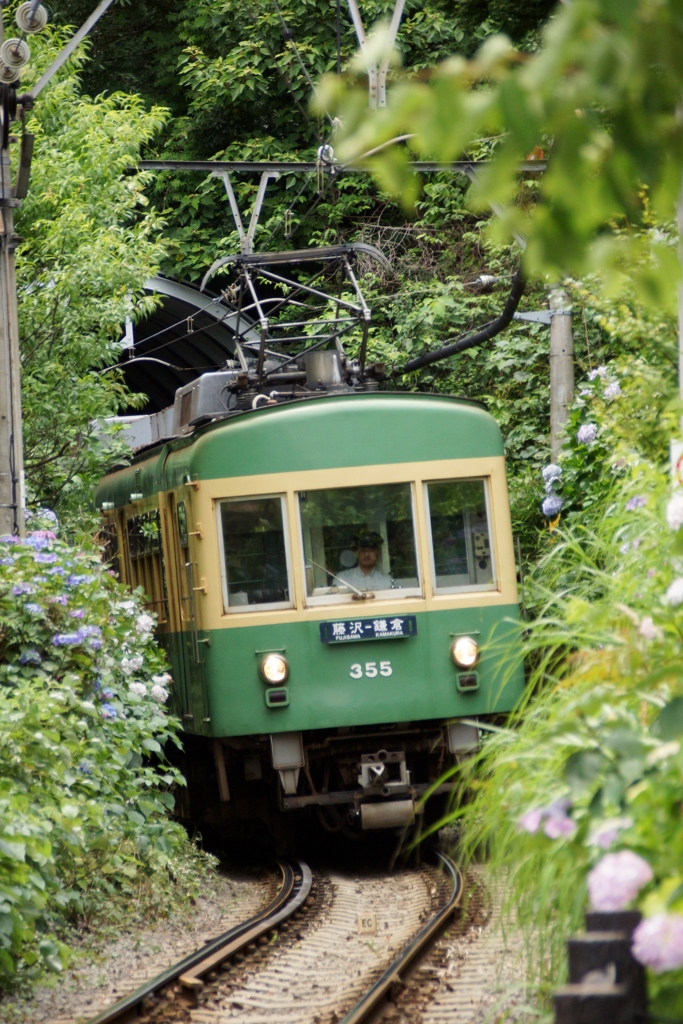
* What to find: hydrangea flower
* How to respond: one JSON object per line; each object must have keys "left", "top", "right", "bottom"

{"left": 542, "top": 495, "right": 563, "bottom": 518}
{"left": 12, "top": 582, "right": 33, "bottom": 596}
{"left": 152, "top": 672, "right": 172, "bottom": 687}
{"left": 666, "top": 578, "right": 683, "bottom": 607}
{"left": 69, "top": 609, "right": 85, "bottom": 619}
{"left": 588, "top": 365, "right": 608, "bottom": 380}
{"left": 52, "top": 633, "right": 82, "bottom": 647}
{"left": 89, "top": 638, "right": 103, "bottom": 650}
{"left": 587, "top": 851, "right": 653, "bottom": 911}
{"left": 639, "top": 617, "right": 662, "bottom": 642}
{"left": 151, "top": 684, "right": 169, "bottom": 703}
{"left": 0, "top": 535, "right": 19, "bottom": 544}
{"left": 667, "top": 493, "right": 683, "bottom": 531}
{"left": 47, "top": 567, "right": 66, "bottom": 576}
{"left": 65, "top": 574, "right": 95, "bottom": 587}
{"left": 603, "top": 381, "right": 621, "bottom": 400}
{"left": 19, "top": 649, "right": 41, "bottom": 665}
{"left": 49, "top": 595, "right": 68, "bottom": 606}
{"left": 26, "top": 509, "right": 58, "bottom": 527}
{"left": 129, "top": 682, "right": 147, "bottom": 697}
{"left": 588, "top": 817, "right": 633, "bottom": 850}
{"left": 0, "top": 556, "right": 14, "bottom": 565}
{"left": 519, "top": 797, "right": 574, "bottom": 838}
{"left": 121, "top": 654, "right": 143, "bottom": 675}
{"left": 136, "top": 613, "right": 155, "bottom": 634}
{"left": 578, "top": 388, "right": 592, "bottom": 398}
{"left": 101, "top": 688, "right": 115, "bottom": 700}
{"left": 626, "top": 495, "right": 646, "bottom": 511}
{"left": 78, "top": 760, "right": 92, "bottom": 775}
{"left": 24, "top": 603, "right": 42, "bottom": 615}
{"left": 577, "top": 423, "right": 598, "bottom": 445}
{"left": 101, "top": 703, "right": 117, "bottom": 721}
{"left": 33, "top": 552, "right": 58, "bottom": 564}
{"left": 632, "top": 915, "right": 683, "bottom": 973}
{"left": 76, "top": 625, "right": 102, "bottom": 639}
{"left": 542, "top": 464, "right": 562, "bottom": 485}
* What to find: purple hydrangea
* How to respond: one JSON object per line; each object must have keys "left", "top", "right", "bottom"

{"left": 52, "top": 633, "right": 82, "bottom": 647}
{"left": 47, "top": 567, "right": 66, "bottom": 577}
{"left": 89, "top": 638, "right": 103, "bottom": 650}
{"left": 69, "top": 609, "right": 85, "bottom": 619}
{"left": 33, "top": 552, "right": 58, "bottom": 564}
{"left": 632, "top": 915, "right": 683, "bottom": 973}
{"left": 12, "top": 582, "right": 33, "bottom": 596}
{"left": 542, "top": 495, "right": 563, "bottom": 518}
{"left": 19, "top": 649, "right": 41, "bottom": 665}
{"left": 626, "top": 495, "right": 646, "bottom": 512}
{"left": 0, "top": 556, "right": 14, "bottom": 566}
{"left": 24, "top": 603, "right": 43, "bottom": 615}
{"left": 577, "top": 423, "right": 598, "bottom": 445}
{"left": 77, "top": 625, "right": 102, "bottom": 639}
{"left": 587, "top": 851, "right": 653, "bottom": 911}
{"left": 603, "top": 381, "right": 621, "bottom": 400}
{"left": 0, "top": 535, "right": 19, "bottom": 544}
{"left": 101, "top": 688, "right": 115, "bottom": 700}
{"left": 100, "top": 703, "right": 117, "bottom": 721}
{"left": 519, "top": 797, "right": 575, "bottom": 838}
{"left": 589, "top": 817, "right": 633, "bottom": 850}
{"left": 24, "top": 535, "right": 50, "bottom": 551}
{"left": 589, "top": 365, "right": 608, "bottom": 380}
{"left": 49, "top": 594, "right": 68, "bottom": 606}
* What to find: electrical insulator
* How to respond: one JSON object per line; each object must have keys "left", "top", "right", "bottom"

{"left": 15, "top": 3, "right": 48, "bottom": 34}
{"left": 0, "top": 62, "right": 20, "bottom": 84}
{"left": 0, "top": 39, "right": 31, "bottom": 69}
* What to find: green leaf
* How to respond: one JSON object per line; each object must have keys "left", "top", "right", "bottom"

{"left": 653, "top": 697, "right": 683, "bottom": 740}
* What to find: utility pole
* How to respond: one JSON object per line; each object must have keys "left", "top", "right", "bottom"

{"left": 0, "top": 0, "right": 116, "bottom": 534}
{"left": 548, "top": 288, "right": 575, "bottom": 460}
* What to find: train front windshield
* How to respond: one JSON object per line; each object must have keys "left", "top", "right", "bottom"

{"left": 299, "top": 483, "right": 421, "bottom": 603}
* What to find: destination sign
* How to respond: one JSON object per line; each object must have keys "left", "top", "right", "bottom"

{"left": 319, "top": 615, "right": 417, "bottom": 644}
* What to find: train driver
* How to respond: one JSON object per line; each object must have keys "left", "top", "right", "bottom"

{"left": 337, "top": 531, "right": 392, "bottom": 592}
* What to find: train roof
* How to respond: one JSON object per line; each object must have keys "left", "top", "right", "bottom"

{"left": 95, "top": 392, "right": 504, "bottom": 510}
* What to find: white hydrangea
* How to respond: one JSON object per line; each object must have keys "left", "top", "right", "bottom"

{"left": 666, "top": 578, "right": 683, "bottom": 607}
{"left": 151, "top": 684, "right": 169, "bottom": 703}
{"left": 129, "top": 682, "right": 147, "bottom": 697}
{"left": 603, "top": 381, "right": 621, "bottom": 400}
{"left": 588, "top": 365, "right": 608, "bottom": 380}
{"left": 666, "top": 493, "right": 683, "bottom": 531}
{"left": 639, "top": 617, "right": 662, "bottom": 642}
{"left": 577, "top": 423, "right": 598, "bottom": 445}
{"left": 121, "top": 654, "right": 144, "bottom": 675}
{"left": 136, "top": 613, "right": 155, "bottom": 634}
{"left": 152, "top": 672, "right": 172, "bottom": 687}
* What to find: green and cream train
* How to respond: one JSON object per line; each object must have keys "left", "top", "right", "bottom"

{"left": 95, "top": 385, "right": 524, "bottom": 843}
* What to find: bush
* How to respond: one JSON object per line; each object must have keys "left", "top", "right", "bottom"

{"left": 0, "top": 528, "right": 192, "bottom": 986}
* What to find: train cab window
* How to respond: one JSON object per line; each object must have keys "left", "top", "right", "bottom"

{"left": 218, "top": 496, "right": 293, "bottom": 612}
{"left": 126, "top": 510, "right": 169, "bottom": 622}
{"left": 425, "top": 479, "right": 496, "bottom": 593}
{"left": 298, "top": 483, "right": 421, "bottom": 605}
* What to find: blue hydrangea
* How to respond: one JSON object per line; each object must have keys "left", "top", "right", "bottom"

{"left": 33, "top": 552, "right": 58, "bottom": 564}
{"left": 77, "top": 624, "right": 102, "bottom": 639}
{"left": 49, "top": 595, "right": 68, "bottom": 606}
{"left": 89, "top": 638, "right": 103, "bottom": 650}
{"left": 24, "top": 535, "right": 50, "bottom": 551}
{"left": 65, "top": 574, "right": 95, "bottom": 587}
{"left": 52, "top": 633, "right": 82, "bottom": 647}
{"left": 101, "top": 703, "right": 117, "bottom": 721}
{"left": 12, "top": 583, "right": 33, "bottom": 596}
{"left": 0, "top": 535, "right": 19, "bottom": 544}
{"left": 19, "top": 649, "right": 41, "bottom": 665}
{"left": 542, "top": 495, "right": 564, "bottom": 518}
{"left": 25, "top": 603, "right": 43, "bottom": 615}
{"left": 101, "top": 688, "right": 115, "bottom": 700}
{"left": 47, "top": 567, "right": 66, "bottom": 576}
{"left": 0, "top": 556, "right": 14, "bottom": 566}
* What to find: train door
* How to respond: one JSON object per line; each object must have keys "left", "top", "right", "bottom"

{"left": 171, "top": 495, "right": 209, "bottom": 732}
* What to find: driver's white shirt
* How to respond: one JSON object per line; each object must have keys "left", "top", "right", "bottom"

{"left": 337, "top": 566, "right": 393, "bottom": 591}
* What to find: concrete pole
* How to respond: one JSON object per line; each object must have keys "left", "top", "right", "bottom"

{"left": 678, "top": 189, "right": 683, "bottom": 419}
{"left": 0, "top": 147, "right": 25, "bottom": 536}
{"left": 549, "top": 292, "right": 574, "bottom": 460}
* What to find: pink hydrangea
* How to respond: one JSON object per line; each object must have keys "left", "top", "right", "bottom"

{"left": 544, "top": 816, "right": 577, "bottom": 839}
{"left": 519, "top": 808, "right": 543, "bottom": 834}
{"left": 632, "top": 915, "right": 683, "bottom": 973}
{"left": 587, "top": 851, "right": 653, "bottom": 911}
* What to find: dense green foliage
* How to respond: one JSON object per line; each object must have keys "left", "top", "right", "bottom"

{"left": 15, "top": 28, "right": 167, "bottom": 528}
{"left": 0, "top": 526, "right": 202, "bottom": 986}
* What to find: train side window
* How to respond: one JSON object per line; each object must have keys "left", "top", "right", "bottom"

{"left": 126, "top": 509, "right": 169, "bottom": 623}
{"left": 217, "top": 495, "right": 293, "bottom": 612}
{"left": 424, "top": 479, "right": 496, "bottom": 593}
{"left": 298, "top": 482, "right": 421, "bottom": 605}
{"left": 99, "top": 520, "right": 120, "bottom": 579}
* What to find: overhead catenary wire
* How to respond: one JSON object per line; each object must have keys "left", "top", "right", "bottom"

{"left": 269, "top": 0, "right": 335, "bottom": 126}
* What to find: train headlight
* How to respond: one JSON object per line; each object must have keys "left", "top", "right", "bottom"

{"left": 259, "top": 653, "right": 289, "bottom": 685}
{"left": 450, "top": 636, "right": 479, "bottom": 669}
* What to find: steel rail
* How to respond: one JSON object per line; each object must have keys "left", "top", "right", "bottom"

{"left": 339, "top": 852, "right": 463, "bottom": 1024}
{"left": 86, "top": 859, "right": 312, "bottom": 1024}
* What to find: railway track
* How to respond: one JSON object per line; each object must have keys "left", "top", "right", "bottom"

{"left": 84, "top": 854, "right": 463, "bottom": 1024}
